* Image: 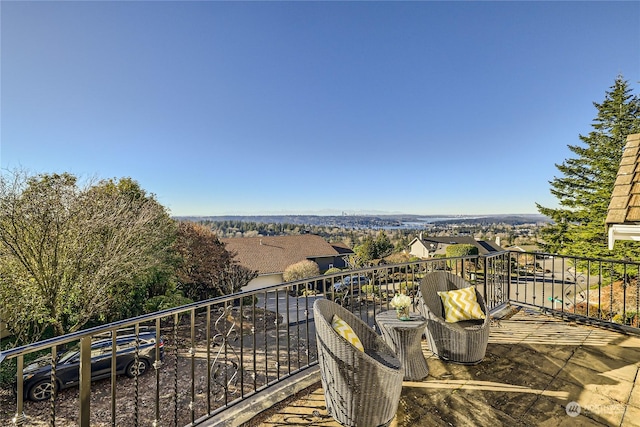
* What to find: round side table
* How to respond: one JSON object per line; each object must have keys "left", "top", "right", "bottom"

{"left": 375, "top": 310, "right": 429, "bottom": 381}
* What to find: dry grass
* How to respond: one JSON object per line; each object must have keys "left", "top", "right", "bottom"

{"left": 570, "top": 279, "right": 640, "bottom": 326}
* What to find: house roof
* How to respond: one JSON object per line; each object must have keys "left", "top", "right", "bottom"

{"left": 221, "top": 234, "right": 347, "bottom": 275}
{"left": 606, "top": 133, "right": 640, "bottom": 249}
{"left": 330, "top": 241, "right": 356, "bottom": 256}
{"left": 505, "top": 245, "right": 541, "bottom": 253}
{"left": 476, "top": 239, "right": 504, "bottom": 253}
{"left": 606, "top": 133, "right": 640, "bottom": 226}
{"left": 410, "top": 236, "right": 504, "bottom": 255}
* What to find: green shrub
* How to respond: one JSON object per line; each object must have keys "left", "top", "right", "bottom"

{"left": 0, "top": 339, "right": 17, "bottom": 387}
{"left": 0, "top": 338, "right": 52, "bottom": 388}
{"left": 613, "top": 310, "right": 639, "bottom": 327}
{"left": 144, "top": 290, "right": 193, "bottom": 313}
{"left": 399, "top": 281, "right": 419, "bottom": 293}
{"left": 241, "top": 295, "right": 258, "bottom": 306}
{"left": 284, "top": 260, "right": 320, "bottom": 282}
{"left": 325, "top": 291, "right": 344, "bottom": 301}
{"left": 361, "top": 284, "right": 380, "bottom": 295}
{"left": 445, "top": 244, "right": 478, "bottom": 257}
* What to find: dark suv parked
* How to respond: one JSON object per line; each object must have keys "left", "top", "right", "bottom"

{"left": 21, "top": 330, "right": 164, "bottom": 401}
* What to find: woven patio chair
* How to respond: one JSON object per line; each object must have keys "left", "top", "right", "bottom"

{"left": 313, "top": 299, "right": 403, "bottom": 427}
{"left": 416, "top": 271, "right": 490, "bottom": 364}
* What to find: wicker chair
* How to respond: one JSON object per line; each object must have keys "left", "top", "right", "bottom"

{"left": 416, "top": 271, "right": 490, "bottom": 364}
{"left": 313, "top": 299, "right": 403, "bottom": 427}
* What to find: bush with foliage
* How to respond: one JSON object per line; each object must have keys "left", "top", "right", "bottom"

{"left": 399, "top": 281, "right": 419, "bottom": 295}
{"left": 144, "top": 287, "right": 194, "bottom": 313}
{"left": 445, "top": 244, "right": 478, "bottom": 272}
{"left": 283, "top": 260, "right": 320, "bottom": 282}
{"left": 324, "top": 267, "right": 343, "bottom": 276}
{"left": 612, "top": 311, "right": 639, "bottom": 327}
{"left": 445, "top": 244, "right": 479, "bottom": 257}
{"left": 384, "top": 252, "right": 412, "bottom": 264}
{"left": 361, "top": 284, "right": 380, "bottom": 296}
{"left": 354, "top": 232, "right": 394, "bottom": 265}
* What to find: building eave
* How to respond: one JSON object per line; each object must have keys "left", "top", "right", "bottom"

{"left": 608, "top": 223, "right": 640, "bottom": 250}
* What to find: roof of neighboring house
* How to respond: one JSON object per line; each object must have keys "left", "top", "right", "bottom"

{"left": 330, "top": 241, "right": 356, "bottom": 256}
{"left": 221, "top": 234, "right": 348, "bottom": 275}
{"left": 506, "top": 245, "right": 541, "bottom": 253}
{"left": 606, "top": 133, "right": 640, "bottom": 226}
{"left": 410, "top": 236, "right": 504, "bottom": 255}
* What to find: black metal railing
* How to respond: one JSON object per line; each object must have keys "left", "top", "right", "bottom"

{"left": 1, "top": 251, "right": 639, "bottom": 426}
{"left": 507, "top": 250, "right": 640, "bottom": 333}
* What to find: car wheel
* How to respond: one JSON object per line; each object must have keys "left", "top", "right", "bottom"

{"left": 125, "top": 359, "right": 150, "bottom": 378}
{"left": 28, "top": 379, "right": 56, "bottom": 402}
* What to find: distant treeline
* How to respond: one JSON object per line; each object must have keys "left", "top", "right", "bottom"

{"left": 178, "top": 214, "right": 549, "bottom": 228}
{"left": 195, "top": 219, "right": 417, "bottom": 250}
{"left": 191, "top": 217, "right": 543, "bottom": 251}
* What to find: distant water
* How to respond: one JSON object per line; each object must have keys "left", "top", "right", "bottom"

{"left": 417, "top": 217, "right": 457, "bottom": 223}
{"left": 384, "top": 222, "right": 428, "bottom": 229}
{"left": 382, "top": 216, "right": 486, "bottom": 230}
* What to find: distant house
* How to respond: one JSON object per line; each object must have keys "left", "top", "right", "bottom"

{"left": 606, "top": 133, "right": 640, "bottom": 250}
{"left": 409, "top": 234, "right": 503, "bottom": 259}
{"left": 221, "top": 234, "right": 353, "bottom": 290}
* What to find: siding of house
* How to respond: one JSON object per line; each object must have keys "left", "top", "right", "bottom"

{"left": 409, "top": 236, "right": 503, "bottom": 259}
{"left": 243, "top": 273, "right": 284, "bottom": 291}
{"left": 313, "top": 255, "right": 342, "bottom": 272}
{"left": 410, "top": 239, "right": 431, "bottom": 258}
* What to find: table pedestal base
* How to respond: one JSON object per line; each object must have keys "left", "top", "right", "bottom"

{"left": 376, "top": 311, "right": 429, "bottom": 381}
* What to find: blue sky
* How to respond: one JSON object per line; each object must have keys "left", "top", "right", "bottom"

{"left": 1, "top": 1, "right": 639, "bottom": 217}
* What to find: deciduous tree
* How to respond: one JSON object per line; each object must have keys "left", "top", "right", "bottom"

{"left": 215, "top": 263, "right": 258, "bottom": 296}
{"left": 0, "top": 171, "right": 176, "bottom": 341}
{"left": 173, "top": 222, "right": 232, "bottom": 301}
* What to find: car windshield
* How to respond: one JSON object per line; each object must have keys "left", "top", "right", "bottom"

{"left": 58, "top": 343, "right": 81, "bottom": 364}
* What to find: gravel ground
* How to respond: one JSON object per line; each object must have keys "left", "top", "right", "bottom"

{"left": 0, "top": 307, "right": 305, "bottom": 426}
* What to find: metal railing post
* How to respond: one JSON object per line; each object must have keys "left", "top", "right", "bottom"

{"left": 13, "top": 355, "right": 26, "bottom": 426}
{"left": 506, "top": 252, "right": 512, "bottom": 303}
{"left": 79, "top": 336, "right": 92, "bottom": 427}
{"left": 484, "top": 255, "right": 489, "bottom": 304}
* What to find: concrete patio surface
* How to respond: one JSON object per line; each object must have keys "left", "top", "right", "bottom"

{"left": 248, "top": 309, "right": 640, "bottom": 427}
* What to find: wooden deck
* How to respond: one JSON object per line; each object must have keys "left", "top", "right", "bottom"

{"left": 246, "top": 309, "right": 640, "bottom": 426}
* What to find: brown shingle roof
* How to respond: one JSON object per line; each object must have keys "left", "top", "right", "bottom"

{"left": 330, "top": 241, "right": 355, "bottom": 256}
{"left": 606, "top": 133, "right": 640, "bottom": 226}
{"left": 221, "top": 234, "right": 343, "bottom": 275}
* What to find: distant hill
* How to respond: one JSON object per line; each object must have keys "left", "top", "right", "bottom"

{"left": 175, "top": 214, "right": 551, "bottom": 229}
{"left": 429, "top": 214, "right": 551, "bottom": 226}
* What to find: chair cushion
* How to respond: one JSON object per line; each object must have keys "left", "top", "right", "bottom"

{"left": 331, "top": 314, "right": 364, "bottom": 352}
{"left": 437, "top": 286, "right": 486, "bottom": 323}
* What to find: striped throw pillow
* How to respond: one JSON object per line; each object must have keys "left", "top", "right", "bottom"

{"left": 331, "top": 315, "right": 364, "bottom": 352}
{"left": 437, "top": 286, "right": 486, "bottom": 323}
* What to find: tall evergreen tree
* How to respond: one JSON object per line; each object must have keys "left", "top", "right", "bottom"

{"left": 537, "top": 76, "right": 640, "bottom": 259}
